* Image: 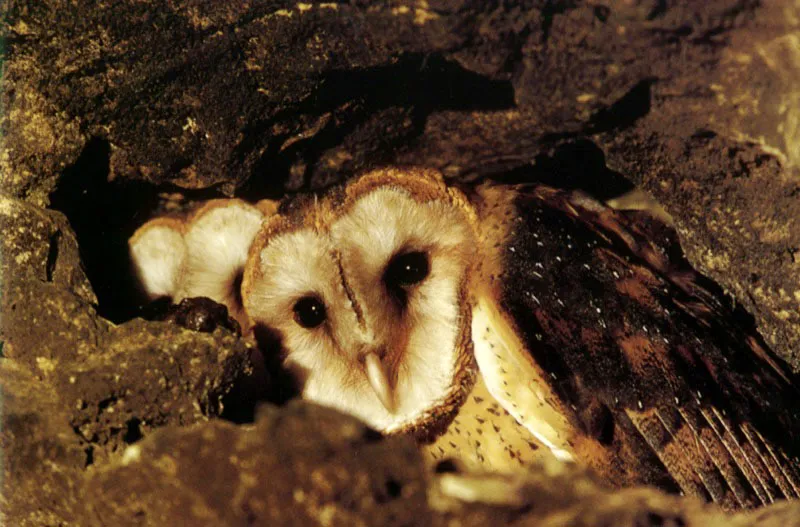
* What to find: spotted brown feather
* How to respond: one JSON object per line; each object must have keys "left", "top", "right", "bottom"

{"left": 492, "top": 184, "right": 800, "bottom": 508}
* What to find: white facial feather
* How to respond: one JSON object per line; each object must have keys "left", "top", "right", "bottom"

{"left": 244, "top": 227, "right": 365, "bottom": 386}
{"left": 245, "top": 186, "right": 476, "bottom": 433}
{"left": 129, "top": 221, "right": 187, "bottom": 300}
{"left": 330, "top": 188, "right": 474, "bottom": 431}
{"left": 177, "top": 202, "right": 265, "bottom": 322}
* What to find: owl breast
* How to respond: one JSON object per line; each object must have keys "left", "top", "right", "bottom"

{"left": 423, "top": 374, "right": 549, "bottom": 472}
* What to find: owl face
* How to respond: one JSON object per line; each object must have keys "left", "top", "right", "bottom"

{"left": 129, "top": 199, "right": 271, "bottom": 330}
{"left": 242, "top": 169, "right": 479, "bottom": 432}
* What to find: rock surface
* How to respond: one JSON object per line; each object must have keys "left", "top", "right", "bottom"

{"left": 5, "top": 1, "right": 800, "bottom": 369}
{"left": 4, "top": 1, "right": 800, "bottom": 525}
{"left": 84, "top": 403, "right": 427, "bottom": 526}
{"left": 0, "top": 195, "right": 257, "bottom": 524}
{"left": 0, "top": 361, "right": 85, "bottom": 526}
{"left": 80, "top": 402, "right": 800, "bottom": 527}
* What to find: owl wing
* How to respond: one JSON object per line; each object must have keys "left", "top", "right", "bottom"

{"left": 478, "top": 183, "right": 800, "bottom": 510}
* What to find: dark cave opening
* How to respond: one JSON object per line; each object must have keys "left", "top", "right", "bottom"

{"left": 494, "top": 139, "right": 636, "bottom": 201}
{"left": 45, "top": 134, "right": 648, "bottom": 428}
{"left": 49, "top": 137, "right": 161, "bottom": 323}
{"left": 48, "top": 137, "right": 230, "bottom": 323}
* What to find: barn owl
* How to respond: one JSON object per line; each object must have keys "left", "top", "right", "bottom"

{"left": 131, "top": 167, "right": 800, "bottom": 510}
{"left": 129, "top": 198, "right": 278, "bottom": 329}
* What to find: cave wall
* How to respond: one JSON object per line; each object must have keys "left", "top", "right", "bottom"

{"left": 5, "top": 1, "right": 800, "bottom": 368}
{"left": 4, "top": 1, "right": 800, "bottom": 525}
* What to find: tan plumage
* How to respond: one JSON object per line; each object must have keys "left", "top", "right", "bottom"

{"left": 129, "top": 198, "right": 278, "bottom": 330}
{"left": 242, "top": 168, "right": 477, "bottom": 433}
{"left": 130, "top": 167, "right": 800, "bottom": 510}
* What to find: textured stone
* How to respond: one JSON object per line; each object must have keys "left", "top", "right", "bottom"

{"left": 83, "top": 402, "right": 429, "bottom": 527}
{"left": 79, "top": 401, "right": 800, "bottom": 527}
{"left": 4, "top": 1, "right": 800, "bottom": 525}
{"left": 0, "top": 194, "right": 106, "bottom": 371}
{"left": 6, "top": 1, "right": 800, "bottom": 370}
{"left": 0, "top": 195, "right": 95, "bottom": 304}
{"left": 0, "top": 361, "right": 85, "bottom": 526}
{"left": 58, "top": 319, "right": 255, "bottom": 466}
{"left": 0, "top": 196, "right": 258, "bottom": 523}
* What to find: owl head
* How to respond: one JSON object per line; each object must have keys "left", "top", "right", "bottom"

{"left": 242, "top": 168, "right": 481, "bottom": 434}
{"left": 129, "top": 198, "right": 277, "bottom": 329}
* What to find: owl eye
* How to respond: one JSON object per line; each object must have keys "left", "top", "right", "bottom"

{"left": 384, "top": 251, "right": 430, "bottom": 288}
{"left": 293, "top": 295, "right": 327, "bottom": 329}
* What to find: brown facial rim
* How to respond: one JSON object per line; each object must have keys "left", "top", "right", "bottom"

{"left": 342, "top": 167, "right": 482, "bottom": 441}
{"left": 242, "top": 167, "right": 482, "bottom": 441}
{"left": 395, "top": 288, "right": 479, "bottom": 444}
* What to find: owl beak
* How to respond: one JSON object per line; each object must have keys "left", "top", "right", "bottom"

{"left": 363, "top": 352, "right": 395, "bottom": 413}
